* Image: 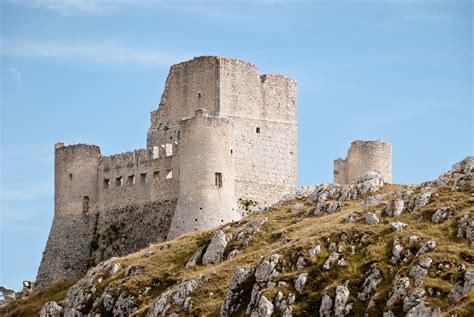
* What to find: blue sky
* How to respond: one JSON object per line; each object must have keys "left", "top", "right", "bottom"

{"left": 1, "top": 0, "right": 472, "bottom": 290}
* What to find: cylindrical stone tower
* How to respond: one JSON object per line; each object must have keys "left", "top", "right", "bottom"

{"left": 168, "top": 109, "right": 240, "bottom": 239}
{"left": 345, "top": 140, "right": 392, "bottom": 184}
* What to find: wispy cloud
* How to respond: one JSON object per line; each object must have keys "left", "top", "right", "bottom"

{"left": 1, "top": 38, "right": 188, "bottom": 67}
{"left": 5, "top": 0, "right": 142, "bottom": 14}
{"left": 6, "top": 67, "right": 22, "bottom": 84}
{"left": 402, "top": 13, "right": 460, "bottom": 23}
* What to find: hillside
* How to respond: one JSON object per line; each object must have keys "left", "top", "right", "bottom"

{"left": 1, "top": 157, "right": 473, "bottom": 317}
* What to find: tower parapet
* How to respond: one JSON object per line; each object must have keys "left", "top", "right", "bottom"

{"left": 334, "top": 140, "right": 392, "bottom": 184}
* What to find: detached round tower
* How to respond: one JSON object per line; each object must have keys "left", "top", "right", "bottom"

{"left": 167, "top": 109, "right": 240, "bottom": 239}
{"left": 334, "top": 140, "right": 392, "bottom": 184}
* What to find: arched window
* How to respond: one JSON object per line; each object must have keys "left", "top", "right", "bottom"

{"left": 83, "top": 196, "right": 90, "bottom": 213}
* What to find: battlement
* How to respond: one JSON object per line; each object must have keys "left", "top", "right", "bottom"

{"left": 37, "top": 56, "right": 298, "bottom": 289}
{"left": 334, "top": 140, "right": 392, "bottom": 184}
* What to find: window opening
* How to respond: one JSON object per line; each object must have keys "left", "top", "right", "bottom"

{"left": 215, "top": 172, "right": 223, "bottom": 188}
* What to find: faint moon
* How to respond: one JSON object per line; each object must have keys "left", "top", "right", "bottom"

{"left": 7, "top": 67, "right": 22, "bottom": 84}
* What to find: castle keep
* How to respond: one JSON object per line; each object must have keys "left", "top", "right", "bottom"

{"left": 334, "top": 140, "right": 392, "bottom": 184}
{"left": 36, "top": 56, "right": 298, "bottom": 288}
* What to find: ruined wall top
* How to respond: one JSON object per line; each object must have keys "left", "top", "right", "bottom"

{"left": 150, "top": 55, "right": 296, "bottom": 128}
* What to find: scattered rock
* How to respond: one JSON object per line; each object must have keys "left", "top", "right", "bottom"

{"left": 124, "top": 265, "right": 144, "bottom": 277}
{"left": 403, "top": 288, "right": 426, "bottom": 312}
{"left": 319, "top": 288, "right": 333, "bottom": 317}
{"left": 431, "top": 207, "right": 453, "bottom": 223}
{"left": 250, "top": 295, "right": 274, "bottom": 317}
{"left": 323, "top": 252, "right": 340, "bottom": 270}
{"left": 113, "top": 292, "right": 137, "bottom": 316}
{"left": 389, "top": 238, "right": 404, "bottom": 264}
{"left": 386, "top": 276, "right": 410, "bottom": 307}
{"left": 409, "top": 236, "right": 419, "bottom": 246}
{"left": 147, "top": 280, "right": 198, "bottom": 317}
{"left": 405, "top": 302, "right": 442, "bottom": 317}
{"left": 255, "top": 254, "right": 280, "bottom": 283}
{"left": 385, "top": 199, "right": 404, "bottom": 217}
{"left": 227, "top": 249, "right": 239, "bottom": 260}
{"left": 356, "top": 171, "right": 385, "bottom": 195}
{"left": 357, "top": 263, "right": 383, "bottom": 301}
{"left": 39, "top": 301, "right": 63, "bottom": 317}
{"left": 390, "top": 221, "right": 408, "bottom": 231}
{"left": 365, "top": 212, "right": 380, "bottom": 225}
{"left": 290, "top": 202, "right": 304, "bottom": 212}
{"left": 220, "top": 267, "right": 255, "bottom": 317}
{"left": 448, "top": 270, "right": 474, "bottom": 303}
{"left": 334, "top": 281, "right": 351, "bottom": 317}
{"left": 294, "top": 273, "right": 307, "bottom": 294}
{"left": 457, "top": 213, "right": 474, "bottom": 246}
{"left": 308, "top": 245, "right": 321, "bottom": 257}
{"left": 202, "top": 230, "right": 227, "bottom": 265}
{"left": 408, "top": 191, "right": 432, "bottom": 212}
{"left": 186, "top": 246, "right": 205, "bottom": 268}
{"left": 417, "top": 240, "right": 437, "bottom": 256}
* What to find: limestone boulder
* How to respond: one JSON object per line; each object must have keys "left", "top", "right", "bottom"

{"left": 39, "top": 301, "right": 63, "bottom": 317}
{"left": 294, "top": 273, "right": 308, "bottom": 294}
{"left": 202, "top": 230, "right": 227, "bottom": 265}
{"left": 147, "top": 279, "right": 198, "bottom": 317}
{"left": 220, "top": 266, "right": 255, "bottom": 317}
{"left": 357, "top": 263, "right": 383, "bottom": 301}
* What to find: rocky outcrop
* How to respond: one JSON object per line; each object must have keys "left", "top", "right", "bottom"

{"left": 448, "top": 270, "right": 474, "bottom": 303}
{"left": 202, "top": 230, "right": 228, "bottom": 265}
{"left": 39, "top": 301, "right": 63, "bottom": 317}
{"left": 220, "top": 267, "right": 255, "bottom": 317}
{"left": 357, "top": 263, "right": 383, "bottom": 301}
{"left": 147, "top": 280, "right": 198, "bottom": 317}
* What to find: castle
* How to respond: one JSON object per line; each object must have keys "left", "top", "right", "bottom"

{"left": 334, "top": 140, "right": 392, "bottom": 184}
{"left": 36, "top": 56, "right": 393, "bottom": 290}
{"left": 36, "top": 56, "right": 298, "bottom": 289}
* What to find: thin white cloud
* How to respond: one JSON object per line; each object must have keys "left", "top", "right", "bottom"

{"left": 6, "top": 67, "right": 22, "bottom": 84}
{"left": 1, "top": 39, "right": 188, "bottom": 68}
{"left": 402, "top": 13, "right": 459, "bottom": 23}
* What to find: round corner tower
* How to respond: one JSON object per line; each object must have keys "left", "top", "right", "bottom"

{"left": 346, "top": 140, "right": 392, "bottom": 184}
{"left": 167, "top": 109, "right": 240, "bottom": 239}
{"left": 334, "top": 140, "right": 392, "bottom": 184}
{"left": 55, "top": 143, "right": 101, "bottom": 215}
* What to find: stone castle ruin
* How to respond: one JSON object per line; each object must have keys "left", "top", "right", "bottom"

{"left": 36, "top": 56, "right": 298, "bottom": 288}
{"left": 36, "top": 56, "right": 393, "bottom": 290}
{"left": 334, "top": 140, "right": 392, "bottom": 184}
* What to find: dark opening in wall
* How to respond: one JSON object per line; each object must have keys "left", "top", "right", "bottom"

{"left": 153, "top": 171, "right": 160, "bottom": 182}
{"left": 127, "top": 175, "right": 135, "bottom": 186}
{"left": 198, "top": 93, "right": 202, "bottom": 99}
{"left": 140, "top": 173, "right": 147, "bottom": 184}
{"left": 215, "top": 172, "right": 223, "bottom": 188}
{"left": 165, "top": 169, "right": 173, "bottom": 179}
{"left": 83, "top": 196, "right": 90, "bottom": 213}
{"left": 69, "top": 173, "right": 73, "bottom": 180}
{"left": 230, "top": 149, "right": 233, "bottom": 154}
{"left": 103, "top": 178, "right": 110, "bottom": 189}
{"left": 178, "top": 130, "right": 180, "bottom": 140}
{"left": 115, "top": 176, "right": 122, "bottom": 187}
{"left": 256, "top": 127, "right": 261, "bottom": 134}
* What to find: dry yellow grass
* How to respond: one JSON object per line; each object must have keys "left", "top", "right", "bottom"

{"left": 2, "top": 182, "right": 473, "bottom": 316}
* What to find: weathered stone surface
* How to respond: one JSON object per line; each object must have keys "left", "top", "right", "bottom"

{"left": 220, "top": 266, "right": 255, "bottom": 317}
{"left": 390, "top": 221, "right": 407, "bottom": 231}
{"left": 431, "top": 207, "right": 453, "bottom": 223}
{"left": 408, "top": 191, "right": 431, "bottom": 212}
{"left": 365, "top": 212, "right": 380, "bottom": 225}
{"left": 323, "top": 252, "right": 340, "bottom": 270}
{"left": 147, "top": 280, "right": 198, "bottom": 317}
{"left": 39, "top": 301, "right": 63, "bottom": 317}
{"left": 250, "top": 295, "right": 274, "bottom": 317}
{"left": 448, "top": 270, "right": 474, "bottom": 303}
{"left": 355, "top": 171, "right": 385, "bottom": 195}
{"left": 334, "top": 281, "right": 351, "bottom": 317}
{"left": 308, "top": 245, "right": 321, "bottom": 257}
{"left": 319, "top": 288, "right": 333, "bottom": 317}
{"left": 296, "top": 256, "right": 306, "bottom": 271}
{"left": 294, "top": 273, "right": 308, "bottom": 294}
{"left": 186, "top": 246, "right": 205, "bottom": 268}
{"left": 385, "top": 199, "right": 404, "bottom": 217}
{"left": 113, "top": 292, "right": 137, "bottom": 317}
{"left": 202, "top": 231, "right": 227, "bottom": 265}
{"left": 409, "top": 265, "right": 428, "bottom": 287}
{"left": 357, "top": 263, "right": 383, "bottom": 301}
{"left": 417, "top": 240, "right": 436, "bottom": 256}
{"left": 403, "top": 288, "right": 426, "bottom": 312}
{"left": 405, "top": 302, "right": 442, "bottom": 317}
{"left": 255, "top": 254, "right": 280, "bottom": 283}
{"left": 457, "top": 213, "right": 474, "bottom": 246}
{"left": 124, "top": 265, "right": 144, "bottom": 277}
{"left": 386, "top": 276, "right": 410, "bottom": 307}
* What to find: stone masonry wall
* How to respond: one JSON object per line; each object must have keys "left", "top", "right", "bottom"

{"left": 334, "top": 140, "right": 392, "bottom": 184}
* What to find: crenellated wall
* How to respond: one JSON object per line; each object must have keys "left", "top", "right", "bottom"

{"left": 37, "top": 56, "right": 298, "bottom": 289}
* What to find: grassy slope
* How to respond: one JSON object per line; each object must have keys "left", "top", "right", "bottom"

{"left": 1, "top": 183, "right": 473, "bottom": 316}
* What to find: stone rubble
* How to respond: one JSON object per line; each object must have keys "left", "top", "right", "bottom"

{"left": 146, "top": 280, "right": 198, "bottom": 317}
{"left": 357, "top": 263, "right": 383, "bottom": 301}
